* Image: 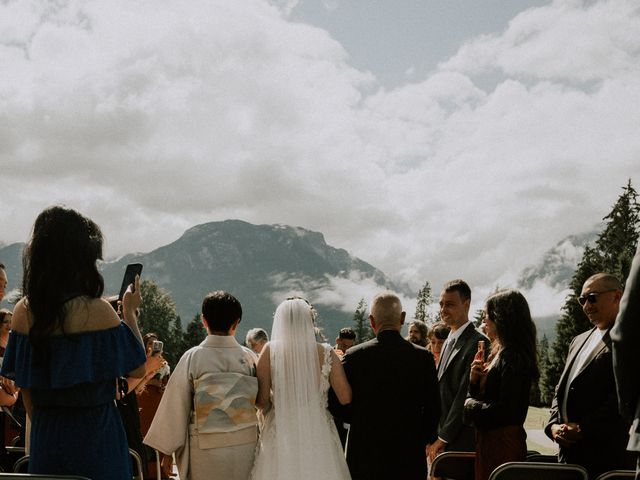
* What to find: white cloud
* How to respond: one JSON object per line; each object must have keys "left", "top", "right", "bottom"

{"left": 440, "top": 0, "right": 640, "bottom": 82}
{"left": 1, "top": 0, "right": 639, "bottom": 321}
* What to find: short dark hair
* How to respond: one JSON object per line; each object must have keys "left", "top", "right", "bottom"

{"left": 0, "top": 263, "right": 5, "bottom": 270}
{"left": 443, "top": 279, "right": 471, "bottom": 301}
{"left": 429, "top": 322, "right": 450, "bottom": 340}
{"left": 202, "top": 291, "right": 242, "bottom": 332}
{"left": 143, "top": 332, "right": 159, "bottom": 349}
{"left": 338, "top": 327, "right": 356, "bottom": 340}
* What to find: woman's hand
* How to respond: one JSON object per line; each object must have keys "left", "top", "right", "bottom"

{"left": 469, "top": 341, "right": 487, "bottom": 386}
{"left": 122, "top": 274, "right": 142, "bottom": 321}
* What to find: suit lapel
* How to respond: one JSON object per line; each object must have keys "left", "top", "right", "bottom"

{"left": 439, "top": 323, "right": 472, "bottom": 378}
{"left": 558, "top": 330, "right": 591, "bottom": 390}
{"left": 572, "top": 329, "right": 610, "bottom": 381}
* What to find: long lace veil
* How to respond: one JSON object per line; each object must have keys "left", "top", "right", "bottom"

{"left": 269, "top": 298, "right": 331, "bottom": 477}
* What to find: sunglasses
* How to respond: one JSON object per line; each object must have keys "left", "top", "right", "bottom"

{"left": 577, "top": 289, "right": 617, "bottom": 306}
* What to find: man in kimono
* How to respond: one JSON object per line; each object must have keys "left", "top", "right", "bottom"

{"left": 144, "top": 291, "right": 259, "bottom": 480}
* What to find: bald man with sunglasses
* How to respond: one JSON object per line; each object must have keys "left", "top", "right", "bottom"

{"left": 545, "top": 273, "right": 634, "bottom": 478}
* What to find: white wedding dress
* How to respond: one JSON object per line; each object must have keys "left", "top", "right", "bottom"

{"left": 251, "top": 299, "right": 351, "bottom": 480}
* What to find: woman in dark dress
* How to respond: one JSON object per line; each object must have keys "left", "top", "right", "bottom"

{"left": 463, "top": 289, "right": 539, "bottom": 480}
{"left": 0, "top": 206, "right": 146, "bottom": 480}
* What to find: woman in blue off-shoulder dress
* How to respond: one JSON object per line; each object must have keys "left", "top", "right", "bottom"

{"left": 0, "top": 206, "right": 147, "bottom": 480}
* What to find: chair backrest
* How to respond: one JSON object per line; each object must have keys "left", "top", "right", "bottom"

{"left": 431, "top": 451, "right": 476, "bottom": 480}
{"left": 595, "top": 470, "right": 637, "bottom": 480}
{"left": 128, "top": 448, "right": 144, "bottom": 480}
{"left": 526, "top": 453, "right": 559, "bottom": 463}
{"left": 12, "top": 457, "right": 29, "bottom": 474}
{"left": 488, "top": 461, "right": 588, "bottom": 480}
{"left": 0, "top": 474, "right": 91, "bottom": 479}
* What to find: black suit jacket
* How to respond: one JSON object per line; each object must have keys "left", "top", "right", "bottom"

{"left": 339, "top": 330, "right": 439, "bottom": 480}
{"left": 611, "top": 243, "right": 640, "bottom": 453}
{"left": 437, "top": 323, "right": 489, "bottom": 451}
{"left": 545, "top": 327, "right": 633, "bottom": 478}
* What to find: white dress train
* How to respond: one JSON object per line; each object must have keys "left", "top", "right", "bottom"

{"left": 251, "top": 343, "right": 351, "bottom": 480}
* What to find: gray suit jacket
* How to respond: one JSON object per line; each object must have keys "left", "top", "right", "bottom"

{"left": 611, "top": 244, "right": 640, "bottom": 452}
{"left": 437, "top": 322, "right": 489, "bottom": 451}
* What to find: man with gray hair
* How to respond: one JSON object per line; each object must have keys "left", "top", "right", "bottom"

{"left": 336, "top": 291, "right": 439, "bottom": 480}
{"left": 245, "top": 327, "right": 268, "bottom": 355}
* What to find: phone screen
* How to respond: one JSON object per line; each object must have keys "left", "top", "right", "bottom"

{"left": 118, "top": 263, "right": 143, "bottom": 301}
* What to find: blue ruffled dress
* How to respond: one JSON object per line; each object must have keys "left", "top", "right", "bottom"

{"left": 0, "top": 323, "right": 146, "bottom": 480}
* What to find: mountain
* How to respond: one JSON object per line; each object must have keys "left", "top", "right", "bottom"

{"left": 0, "top": 220, "right": 405, "bottom": 340}
{"left": 102, "top": 220, "right": 406, "bottom": 338}
{"left": 516, "top": 228, "right": 599, "bottom": 341}
{"left": 518, "top": 230, "right": 599, "bottom": 290}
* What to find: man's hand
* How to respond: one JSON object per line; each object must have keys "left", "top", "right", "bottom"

{"left": 551, "top": 423, "right": 581, "bottom": 447}
{"left": 427, "top": 438, "right": 447, "bottom": 462}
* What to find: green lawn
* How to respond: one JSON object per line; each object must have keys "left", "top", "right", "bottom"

{"left": 525, "top": 406, "right": 558, "bottom": 455}
{"left": 525, "top": 405, "right": 551, "bottom": 430}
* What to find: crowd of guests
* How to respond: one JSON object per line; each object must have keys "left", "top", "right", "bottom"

{"left": 0, "top": 205, "right": 639, "bottom": 480}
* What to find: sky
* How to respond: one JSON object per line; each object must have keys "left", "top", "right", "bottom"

{"left": 1, "top": 0, "right": 639, "bottom": 318}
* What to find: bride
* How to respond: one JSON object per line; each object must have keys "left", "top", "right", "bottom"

{"left": 251, "top": 297, "right": 352, "bottom": 480}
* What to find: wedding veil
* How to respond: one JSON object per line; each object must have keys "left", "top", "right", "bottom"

{"left": 268, "top": 297, "right": 337, "bottom": 478}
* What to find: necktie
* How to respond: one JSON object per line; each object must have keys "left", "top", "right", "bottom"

{"left": 438, "top": 338, "right": 455, "bottom": 379}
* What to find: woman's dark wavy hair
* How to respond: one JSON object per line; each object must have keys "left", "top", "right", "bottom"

{"left": 485, "top": 289, "right": 539, "bottom": 380}
{"left": 23, "top": 206, "right": 105, "bottom": 350}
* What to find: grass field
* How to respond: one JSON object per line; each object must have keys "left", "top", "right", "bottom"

{"left": 525, "top": 406, "right": 558, "bottom": 455}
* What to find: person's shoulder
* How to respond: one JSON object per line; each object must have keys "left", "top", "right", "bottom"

{"left": 8, "top": 298, "right": 30, "bottom": 334}
{"left": 343, "top": 337, "right": 378, "bottom": 358}
{"left": 460, "top": 324, "right": 488, "bottom": 348}
{"left": 240, "top": 344, "right": 258, "bottom": 362}
{"left": 64, "top": 296, "right": 120, "bottom": 333}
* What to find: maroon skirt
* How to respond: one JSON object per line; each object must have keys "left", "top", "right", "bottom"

{"left": 475, "top": 425, "right": 527, "bottom": 480}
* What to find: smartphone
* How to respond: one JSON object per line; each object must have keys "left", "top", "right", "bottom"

{"left": 478, "top": 340, "right": 485, "bottom": 352}
{"left": 151, "top": 340, "right": 163, "bottom": 355}
{"left": 118, "top": 263, "right": 143, "bottom": 301}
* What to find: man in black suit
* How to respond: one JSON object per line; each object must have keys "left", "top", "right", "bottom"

{"left": 546, "top": 273, "right": 634, "bottom": 479}
{"left": 340, "top": 291, "right": 440, "bottom": 480}
{"left": 427, "top": 279, "right": 489, "bottom": 462}
{"left": 611, "top": 246, "right": 640, "bottom": 480}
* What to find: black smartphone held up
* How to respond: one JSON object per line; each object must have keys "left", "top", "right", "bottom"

{"left": 117, "top": 263, "right": 143, "bottom": 301}
{"left": 151, "top": 340, "right": 164, "bottom": 355}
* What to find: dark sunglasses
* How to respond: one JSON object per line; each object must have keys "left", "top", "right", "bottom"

{"left": 577, "top": 289, "right": 617, "bottom": 306}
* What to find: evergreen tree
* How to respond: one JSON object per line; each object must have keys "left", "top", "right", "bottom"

{"left": 538, "top": 334, "right": 553, "bottom": 406}
{"left": 138, "top": 279, "right": 182, "bottom": 367}
{"left": 353, "top": 298, "right": 373, "bottom": 343}
{"left": 414, "top": 281, "right": 434, "bottom": 325}
{"left": 596, "top": 179, "right": 640, "bottom": 280}
{"left": 472, "top": 309, "right": 485, "bottom": 328}
{"left": 183, "top": 312, "right": 207, "bottom": 351}
{"left": 170, "top": 315, "right": 185, "bottom": 360}
{"left": 542, "top": 181, "right": 640, "bottom": 398}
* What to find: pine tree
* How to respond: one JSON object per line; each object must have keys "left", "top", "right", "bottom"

{"left": 414, "top": 281, "right": 434, "bottom": 325}
{"left": 538, "top": 334, "right": 553, "bottom": 406}
{"left": 183, "top": 312, "right": 207, "bottom": 351}
{"left": 596, "top": 179, "right": 640, "bottom": 280}
{"left": 353, "top": 298, "right": 373, "bottom": 343}
{"left": 542, "top": 181, "right": 640, "bottom": 399}
{"left": 473, "top": 309, "right": 485, "bottom": 328}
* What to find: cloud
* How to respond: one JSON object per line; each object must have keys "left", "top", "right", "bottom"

{"left": 440, "top": 0, "right": 640, "bottom": 82}
{"left": 1, "top": 0, "right": 639, "bottom": 322}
